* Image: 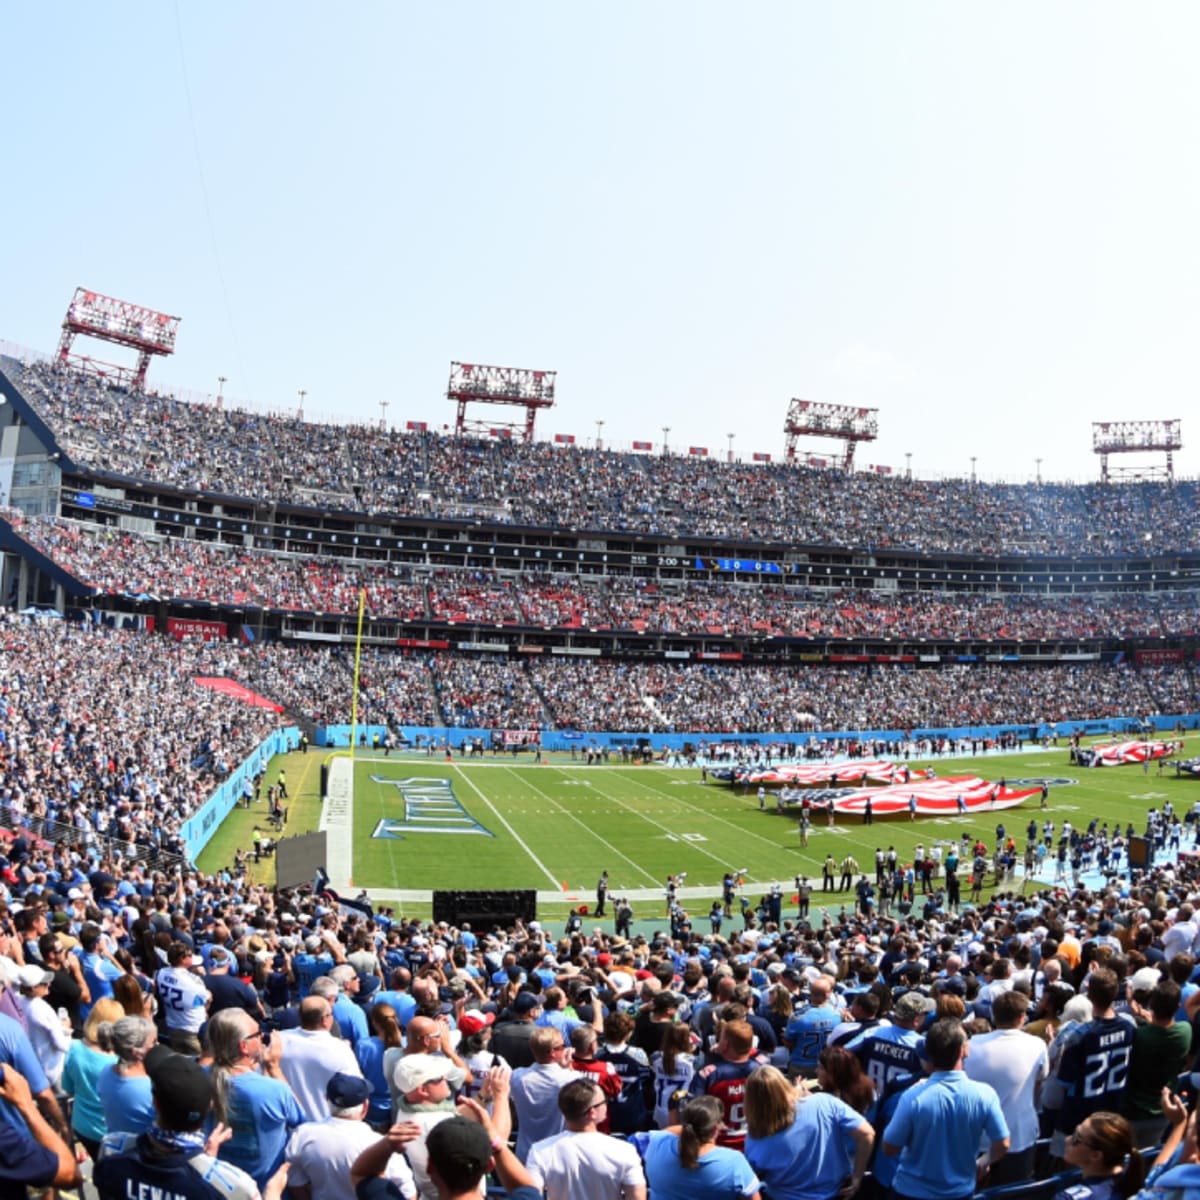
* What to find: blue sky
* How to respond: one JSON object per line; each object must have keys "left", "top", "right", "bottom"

{"left": 3, "top": 3, "right": 1198, "bottom": 484}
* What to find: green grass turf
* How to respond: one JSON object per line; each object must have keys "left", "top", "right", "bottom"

{"left": 347, "top": 742, "right": 1198, "bottom": 913}
{"left": 194, "top": 741, "right": 1198, "bottom": 924}
{"left": 194, "top": 751, "right": 325, "bottom": 886}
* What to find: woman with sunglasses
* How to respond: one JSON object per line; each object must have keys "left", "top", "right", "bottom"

{"left": 1058, "top": 1113, "right": 1146, "bottom": 1200}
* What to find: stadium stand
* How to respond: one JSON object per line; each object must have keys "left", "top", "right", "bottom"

{"left": 1, "top": 354, "right": 1200, "bottom": 1199}
{"left": 7, "top": 355, "right": 1200, "bottom": 554}
{"left": 4, "top": 514, "right": 1199, "bottom": 643}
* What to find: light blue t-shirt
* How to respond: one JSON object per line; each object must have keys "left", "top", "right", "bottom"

{"left": 97, "top": 1066, "right": 156, "bottom": 1137}
{"left": 784, "top": 1003, "right": 841, "bottom": 1072}
{"left": 355, "top": 1036, "right": 394, "bottom": 1127}
{"left": 641, "top": 1129, "right": 761, "bottom": 1200}
{"left": 883, "top": 1070, "right": 1008, "bottom": 1200}
{"left": 745, "top": 1093, "right": 866, "bottom": 1200}
{"left": 333, "top": 994, "right": 369, "bottom": 1047}
{"left": 61, "top": 1039, "right": 118, "bottom": 1142}
{"left": 0, "top": 1012, "right": 50, "bottom": 1137}
{"left": 217, "top": 1070, "right": 305, "bottom": 1188}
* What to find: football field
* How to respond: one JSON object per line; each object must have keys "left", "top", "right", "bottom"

{"left": 343, "top": 742, "right": 1197, "bottom": 918}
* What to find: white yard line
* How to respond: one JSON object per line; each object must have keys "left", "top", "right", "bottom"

{"left": 319, "top": 759, "right": 355, "bottom": 891}
{"left": 622, "top": 772, "right": 828, "bottom": 877}
{"left": 503, "top": 767, "right": 662, "bottom": 889}
{"left": 450, "top": 765, "right": 562, "bottom": 889}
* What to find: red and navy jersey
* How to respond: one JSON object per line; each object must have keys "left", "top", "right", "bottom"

{"left": 689, "top": 1057, "right": 760, "bottom": 1149}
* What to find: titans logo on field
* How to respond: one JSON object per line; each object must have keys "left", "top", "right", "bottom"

{"left": 370, "top": 777, "right": 494, "bottom": 840}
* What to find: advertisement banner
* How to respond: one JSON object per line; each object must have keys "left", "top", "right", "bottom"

{"left": 167, "top": 617, "right": 228, "bottom": 642}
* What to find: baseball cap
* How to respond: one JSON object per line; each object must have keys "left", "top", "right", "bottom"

{"left": 326, "top": 1072, "right": 371, "bottom": 1108}
{"left": 894, "top": 990, "right": 936, "bottom": 1019}
{"left": 511, "top": 992, "right": 542, "bottom": 1015}
{"left": 16, "top": 965, "right": 53, "bottom": 989}
{"left": 459, "top": 1010, "right": 496, "bottom": 1036}
{"left": 392, "top": 1053, "right": 466, "bottom": 1095}
{"left": 425, "top": 1116, "right": 493, "bottom": 1189}
{"left": 1129, "top": 966, "right": 1162, "bottom": 995}
{"left": 146, "top": 1049, "right": 212, "bottom": 1128}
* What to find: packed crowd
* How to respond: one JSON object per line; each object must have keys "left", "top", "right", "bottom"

{"left": 2, "top": 613, "right": 1190, "bottom": 752}
{"left": 10, "top": 357, "right": 1200, "bottom": 555}
{"left": 6, "top": 814, "right": 1200, "bottom": 1199}
{"left": 9, "top": 514, "right": 1200, "bottom": 642}
{"left": 0, "top": 614, "right": 288, "bottom": 863}
{"left": 225, "top": 642, "right": 1195, "bottom": 735}
{"left": 522, "top": 658, "right": 1177, "bottom": 734}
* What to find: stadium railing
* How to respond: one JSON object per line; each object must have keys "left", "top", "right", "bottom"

{"left": 0, "top": 808, "right": 185, "bottom": 877}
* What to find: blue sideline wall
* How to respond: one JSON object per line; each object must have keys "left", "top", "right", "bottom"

{"left": 315, "top": 714, "right": 1200, "bottom": 754}
{"left": 181, "top": 726, "right": 300, "bottom": 861}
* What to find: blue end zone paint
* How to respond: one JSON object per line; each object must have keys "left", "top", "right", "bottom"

{"left": 369, "top": 776, "right": 494, "bottom": 840}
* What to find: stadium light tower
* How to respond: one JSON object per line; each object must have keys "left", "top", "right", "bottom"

{"left": 596, "top": 419, "right": 604, "bottom": 449}
{"left": 447, "top": 361, "right": 556, "bottom": 443}
{"left": 727, "top": 432, "right": 735, "bottom": 463}
{"left": 662, "top": 426, "right": 671, "bottom": 456}
{"left": 297, "top": 390, "right": 307, "bottom": 421}
{"left": 1092, "top": 418, "right": 1182, "bottom": 483}
{"left": 783, "top": 399, "right": 879, "bottom": 470}
{"left": 379, "top": 398, "right": 389, "bottom": 430}
{"left": 216, "top": 375, "right": 227, "bottom": 411}
{"left": 55, "top": 287, "right": 180, "bottom": 391}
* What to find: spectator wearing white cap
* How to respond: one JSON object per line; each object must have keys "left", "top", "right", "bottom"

{"left": 391, "top": 1052, "right": 511, "bottom": 1200}
{"left": 16, "top": 964, "right": 71, "bottom": 1087}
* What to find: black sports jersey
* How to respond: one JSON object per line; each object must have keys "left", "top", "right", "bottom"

{"left": 1053, "top": 1014, "right": 1137, "bottom": 1133}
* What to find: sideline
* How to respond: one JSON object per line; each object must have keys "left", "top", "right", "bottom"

{"left": 320, "top": 754, "right": 355, "bottom": 891}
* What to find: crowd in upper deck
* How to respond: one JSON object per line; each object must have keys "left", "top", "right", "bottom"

{"left": 8, "top": 515, "right": 1200, "bottom": 643}
{"left": 9, "top": 357, "right": 1200, "bottom": 555}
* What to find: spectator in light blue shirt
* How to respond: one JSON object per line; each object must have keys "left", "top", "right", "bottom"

{"left": 783, "top": 976, "right": 842, "bottom": 1081}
